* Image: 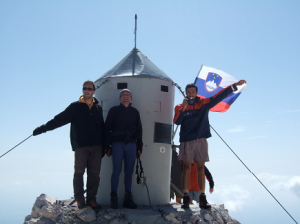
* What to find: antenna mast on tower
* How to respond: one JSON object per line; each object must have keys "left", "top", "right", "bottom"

{"left": 134, "top": 14, "right": 137, "bottom": 49}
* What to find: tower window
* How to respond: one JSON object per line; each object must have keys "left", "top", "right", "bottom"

{"left": 161, "top": 85, "right": 168, "bottom": 92}
{"left": 117, "top": 83, "right": 128, "bottom": 89}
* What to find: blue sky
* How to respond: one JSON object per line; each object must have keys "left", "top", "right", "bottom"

{"left": 1, "top": 1, "right": 300, "bottom": 223}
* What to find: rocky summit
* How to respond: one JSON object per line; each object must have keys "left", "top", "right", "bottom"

{"left": 24, "top": 194, "right": 241, "bottom": 224}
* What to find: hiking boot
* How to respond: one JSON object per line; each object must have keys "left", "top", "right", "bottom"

{"left": 181, "top": 194, "right": 190, "bottom": 209}
{"left": 123, "top": 192, "right": 138, "bottom": 209}
{"left": 87, "top": 200, "right": 102, "bottom": 210}
{"left": 77, "top": 200, "right": 87, "bottom": 209}
{"left": 199, "top": 193, "right": 211, "bottom": 209}
{"left": 110, "top": 192, "right": 118, "bottom": 209}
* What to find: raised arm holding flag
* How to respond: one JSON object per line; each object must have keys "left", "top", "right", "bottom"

{"left": 195, "top": 65, "right": 247, "bottom": 112}
{"left": 173, "top": 65, "right": 246, "bottom": 209}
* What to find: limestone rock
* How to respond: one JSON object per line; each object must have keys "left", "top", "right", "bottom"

{"left": 24, "top": 194, "right": 240, "bottom": 224}
{"left": 190, "top": 214, "right": 200, "bottom": 224}
{"left": 125, "top": 209, "right": 161, "bottom": 224}
{"left": 164, "top": 212, "right": 176, "bottom": 221}
{"left": 28, "top": 194, "right": 62, "bottom": 222}
{"left": 31, "top": 194, "right": 57, "bottom": 215}
{"left": 40, "top": 204, "right": 62, "bottom": 221}
{"left": 104, "top": 215, "right": 115, "bottom": 220}
{"left": 109, "top": 218, "right": 129, "bottom": 224}
{"left": 76, "top": 206, "right": 97, "bottom": 222}
{"left": 204, "top": 213, "right": 213, "bottom": 221}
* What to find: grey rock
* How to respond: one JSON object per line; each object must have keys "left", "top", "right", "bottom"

{"left": 154, "top": 217, "right": 170, "bottom": 224}
{"left": 31, "top": 211, "right": 39, "bottom": 219}
{"left": 125, "top": 209, "right": 160, "bottom": 224}
{"left": 204, "top": 213, "right": 213, "bottom": 221}
{"left": 104, "top": 215, "right": 115, "bottom": 220}
{"left": 37, "top": 217, "right": 54, "bottom": 224}
{"left": 164, "top": 212, "right": 176, "bottom": 222}
{"left": 218, "top": 204, "right": 225, "bottom": 209}
{"left": 25, "top": 215, "right": 33, "bottom": 221}
{"left": 25, "top": 194, "right": 241, "bottom": 224}
{"left": 76, "top": 206, "right": 97, "bottom": 222}
{"left": 109, "top": 218, "right": 128, "bottom": 224}
{"left": 40, "top": 205, "right": 62, "bottom": 221}
{"left": 32, "top": 194, "right": 58, "bottom": 215}
{"left": 198, "top": 221, "right": 208, "bottom": 224}
{"left": 24, "top": 217, "right": 39, "bottom": 224}
{"left": 190, "top": 214, "right": 200, "bottom": 224}
{"left": 28, "top": 194, "right": 62, "bottom": 222}
{"left": 215, "top": 212, "right": 224, "bottom": 224}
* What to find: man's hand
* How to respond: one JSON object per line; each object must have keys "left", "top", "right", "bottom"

{"left": 181, "top": 99, "right": 189, "bottom": 112}
{"left": 136, "top": 150, "right": 142, "bottom": 158}
{"left": 209, "top": 188, "right": 214, "bottom": 194}
{"left": 103, "top": 146, "right": 112, "bottom": 157}
{"left": 236, "top": 80, "right": 247, "bottom": 86}
{"left": 33, "top": 125, "right": 46, "bottom": 136}
{"left": 107, "top": 149, "right": 112, "bottom": 157}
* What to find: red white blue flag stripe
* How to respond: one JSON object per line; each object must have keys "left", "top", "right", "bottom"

{"left": 194, "top": 65, "right": 246, "bottom": 112}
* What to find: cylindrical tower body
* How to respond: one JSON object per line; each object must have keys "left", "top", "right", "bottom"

{"left": 95, "top": 48, "right": 175, "bottom": 206}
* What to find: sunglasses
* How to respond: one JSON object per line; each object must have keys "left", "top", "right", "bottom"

{"left": 83, "top": 87, "right": 94, "bottom": 91}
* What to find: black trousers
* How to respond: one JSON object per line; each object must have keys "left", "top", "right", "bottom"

{"left": 73, "top": 145, "right": 102, "bottom": 202}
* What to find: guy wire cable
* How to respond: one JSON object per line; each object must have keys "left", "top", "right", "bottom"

{"left": 210, "top": 125, "right": 298, "bottom": 224}
{"left": 173, "top": 82, "right": 298, "bottom": 224}
{"left": 1, "top": 79, "right": 109, "bottom": 159}
{"left": 0, "top": 135, "right": 32, "bottom": 159}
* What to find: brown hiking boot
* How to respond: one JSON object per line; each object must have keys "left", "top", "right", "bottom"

{"left": 181, "top": 193, "right": 190, "bottom": 209}
{"left": 199, "top": 193, "right": 211, "bottom": 209}
{"left": 87, "top": 200, "right": 102, "bottom": 210}
{"left": 77, "top": 200, "right": 87, "bottom": 209}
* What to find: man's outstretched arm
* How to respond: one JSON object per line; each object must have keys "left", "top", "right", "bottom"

{"left": 208, "top": 79, "right": 247, "bottom": 109}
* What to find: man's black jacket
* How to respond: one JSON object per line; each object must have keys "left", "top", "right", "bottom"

{"left": 41, "top": 97, "right": 104, "bottom": 151}
{"left": 104, "top": 103, "right": 143, "bottom": 150}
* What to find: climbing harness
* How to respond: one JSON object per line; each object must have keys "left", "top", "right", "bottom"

{"left": 135, "top": 155, "right": 144, "bottom": 184}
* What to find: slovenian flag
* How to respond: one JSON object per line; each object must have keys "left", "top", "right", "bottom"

{"left": 194, "top": 65, "right": 247, "bottom": 112}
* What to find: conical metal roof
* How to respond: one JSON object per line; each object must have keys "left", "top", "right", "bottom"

{"left": 96, "top": 48, "right": 173, "bottom": 82}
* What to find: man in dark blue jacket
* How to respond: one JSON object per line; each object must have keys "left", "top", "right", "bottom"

{"left": 33, "top": 80, "right": 104, "bottom": 210}
{"left": 173, "top": 80, "right": 246, "bottom": 209}
{"left": 104, "top": 89, "right": 143, "bottom": 209}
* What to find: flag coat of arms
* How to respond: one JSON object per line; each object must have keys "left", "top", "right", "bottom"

{"left": 194, "top": 65, "right": 246, "bottom": 112}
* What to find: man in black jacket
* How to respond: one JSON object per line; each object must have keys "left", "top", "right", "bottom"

{"left": 33, "top": 80, "right": 104, "bottom": 210}
{"left": 104, "top": 89, "right": 143, "bottom": 209}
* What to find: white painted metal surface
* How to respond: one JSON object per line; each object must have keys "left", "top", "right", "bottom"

{"left": 94, "top": 48, "right": 175, "bottom": 206}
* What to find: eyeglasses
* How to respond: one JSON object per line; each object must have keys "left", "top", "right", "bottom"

{"left": 83, "top": 87, "right": 94, "bottom": 91}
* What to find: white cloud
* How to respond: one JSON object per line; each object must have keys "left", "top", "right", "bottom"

{"left": 13, "top": 180, "right": 33, "bottom": 186}
{"left": 257, "top": 173, "right": 300, "bottom": 197}
{"left": 214, "top": 185, "right": 250, "bottom": 211}
{"left": 278, "top": 110, "right": 300, "bottom": 114}
{"left": 227, "top": 126, "right": 245, "bottom": 133}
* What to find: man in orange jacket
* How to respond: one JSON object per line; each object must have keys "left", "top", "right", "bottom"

{"left": 173, "top": 80, "right": 246, "bottom": 209}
